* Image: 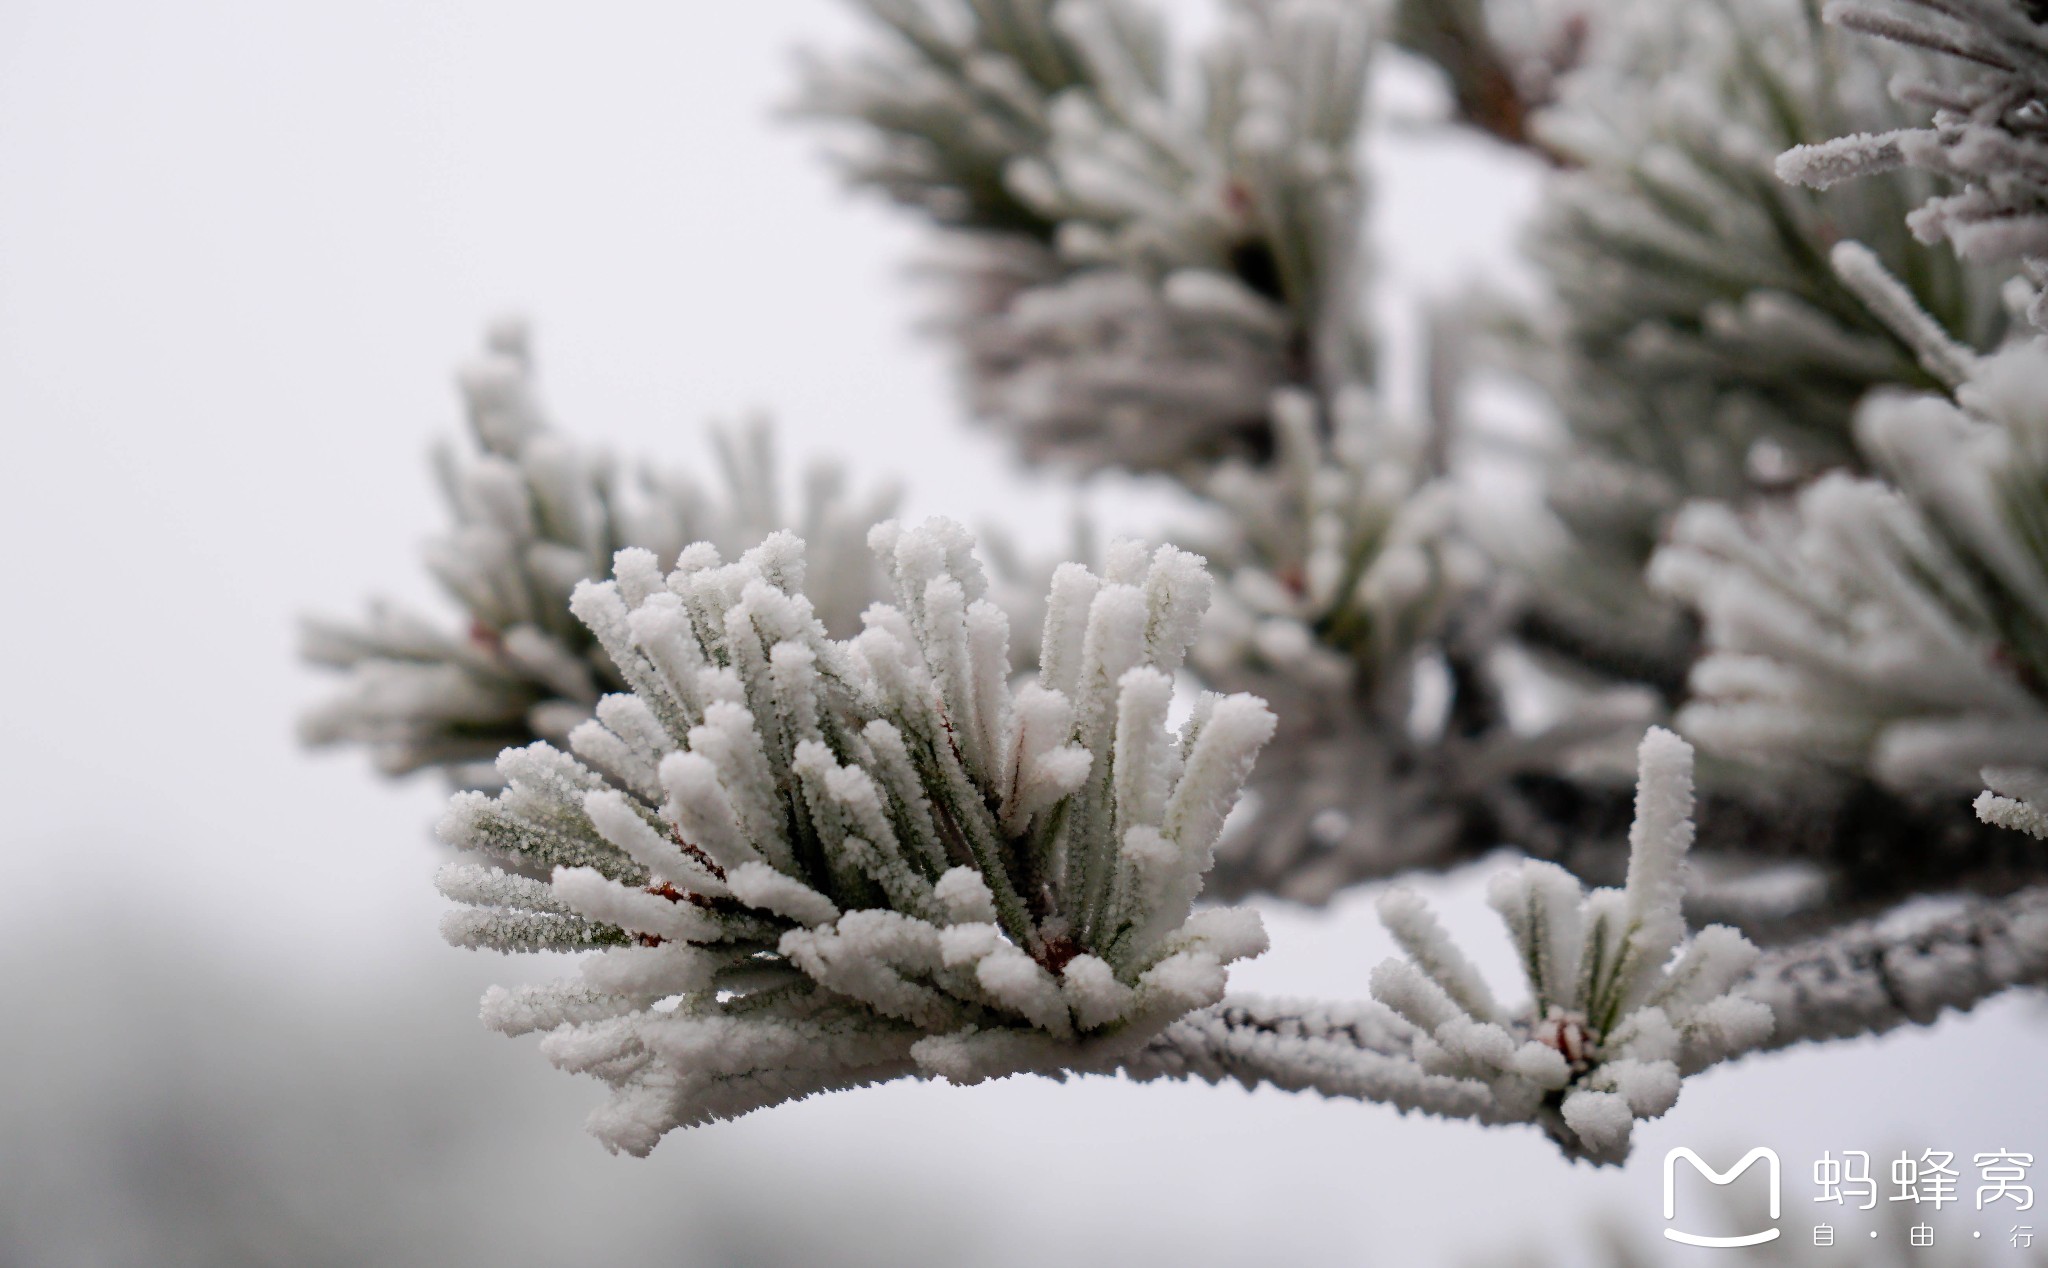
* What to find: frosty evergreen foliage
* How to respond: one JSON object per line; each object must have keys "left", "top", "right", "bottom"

{"left": 1187, "top": 386, "right": 1493, "bottom": 898}
{"left": 1362, "top": 729, "right": 1769, "bottom": 1163}
{"left": 313, "top": 0, "right": 2048, "bottom": 1164}
{"left": 1781, "top": 0, "right": 2048, "bottom": 332}
{"left": 302, "top": 320, "right": 898, "bottom": 785}
{"left": 1493, "top": 0, "right": 2013, "bottom": 683}
{"left": 800, "top": 0, "right": 1373, "bottom": 474}
{"left": 1655, "top": 340, "right": 2048, "bottom": 793}
{"left": 437, "top": 520, "right": 1277, "bottom": 1152}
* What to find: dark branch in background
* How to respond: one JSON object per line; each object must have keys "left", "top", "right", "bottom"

{"left": 1386, "top": 0, "right": 1585, "bottom": 162}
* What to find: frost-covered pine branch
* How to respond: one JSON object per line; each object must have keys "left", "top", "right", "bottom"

{"left": 1740, "top": 880, "right": 2048, "bottom": 1047}
{"left": 1131, "top": 736, "right": 2048, "bottom": 1163}
{"left": 1779, "top": 0, "right": 2048, "bottom": 331}
{"left": 802, "top": 0, "right": 1374, "bottom": 475}
{"left": 301, "top": 321, "right": 898, "bottom": 784}
{"left": 1130, "top": 877, "right": 2048, "bottom": 1157}
{"left": 1358, "top": 728, "right": 1770, "bottom": 1163}
{"left": 312, "top": 0, "right": 2048, "bottom": 1167}
{"left": 1654, "top": 339, "right": 2048, "bottom": 795}
{"left": 1490, "top": 0, "right": 2010, "bottom": 685}
{"left": 1126, "top": 730, "right": 1771, "bottom": 1164}
{"left": 436, "top": 519, "right": 1278, "bottom": 1153}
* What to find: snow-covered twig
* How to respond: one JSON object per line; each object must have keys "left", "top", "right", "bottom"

{"left": 1738, "top": 881, "right": 2048, "bottom": 1045}
{"left": 1978, "top": 766, "right": 2048, "bottom": 837}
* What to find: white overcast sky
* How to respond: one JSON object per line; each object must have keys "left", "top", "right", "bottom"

{"left": 1, "top": 3, "right": 2042, "bottom": 1264}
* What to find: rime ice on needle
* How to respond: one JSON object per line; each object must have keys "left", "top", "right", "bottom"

{"left": 437, "top": 519, "right": 1275, "bottom": 1153}
{"left": 1979, "top": 767, "right": 2048, "bottom": 838}
{"left": 1365, "top": 728, "right": 1771, "bottom": 1163}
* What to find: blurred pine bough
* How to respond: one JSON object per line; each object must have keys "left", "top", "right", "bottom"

{"left": 308, "top": 0, "right": 2048, "bottom": 1162}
